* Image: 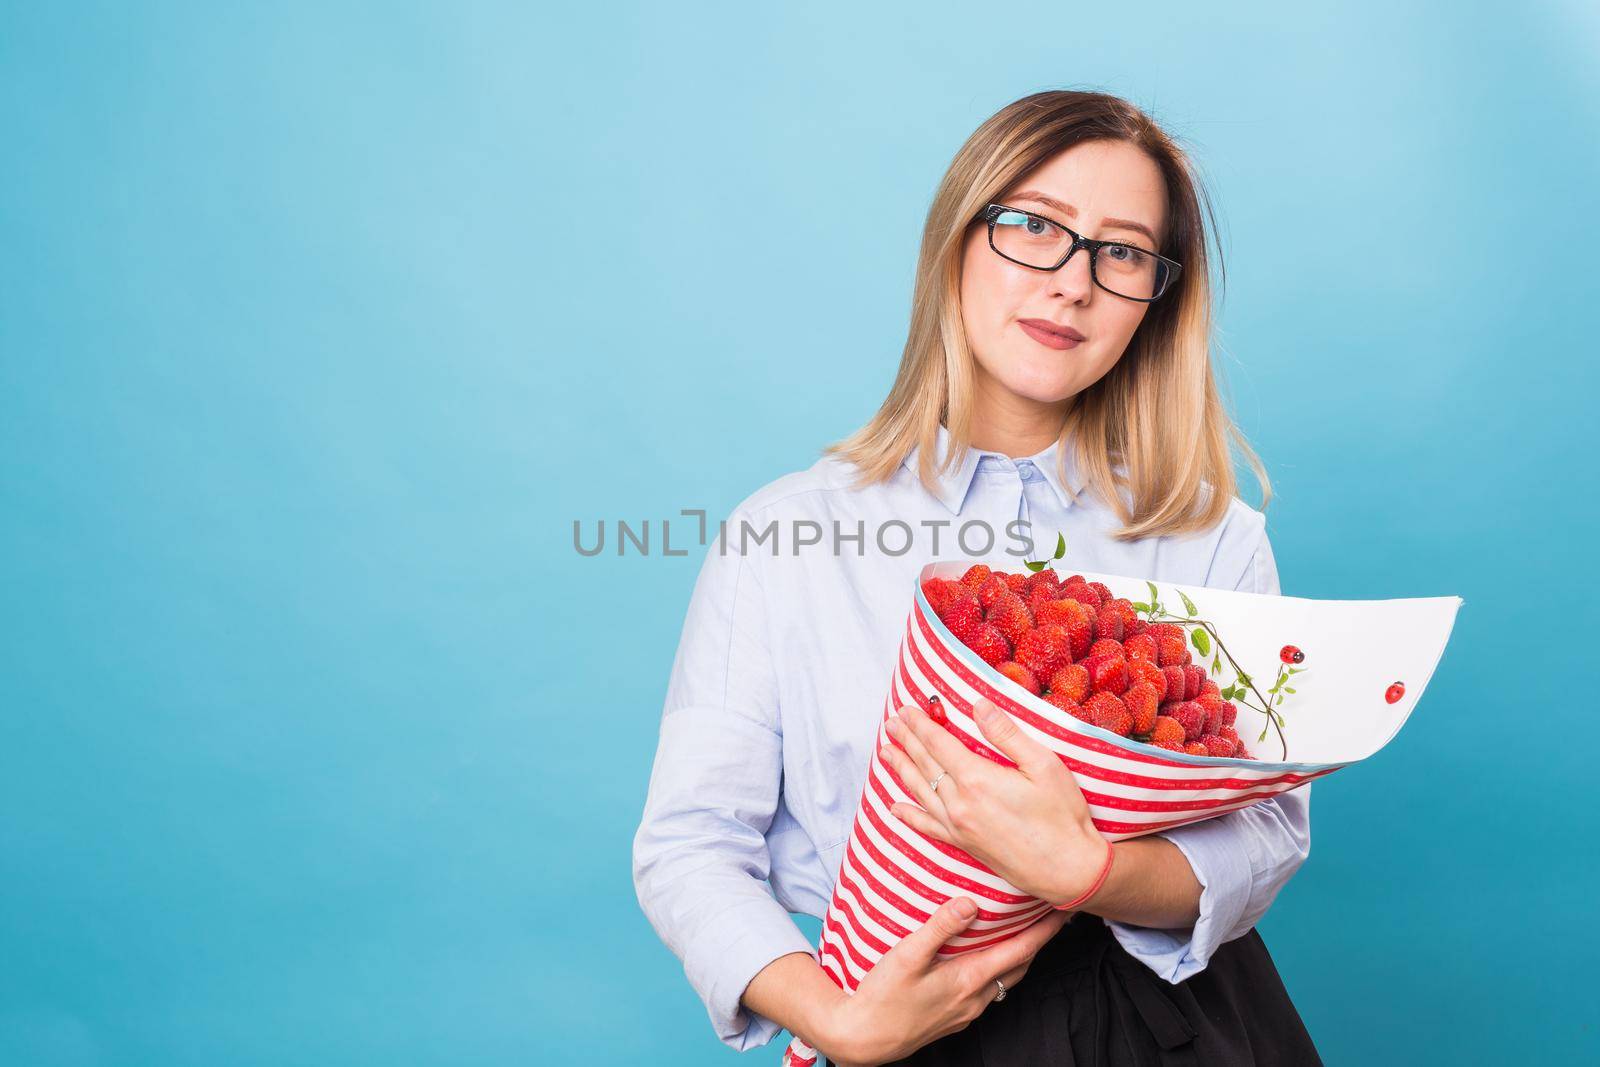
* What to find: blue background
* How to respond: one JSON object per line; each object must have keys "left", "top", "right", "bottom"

{"left": 3, "top": 2, "right": 1595, "bottom": 1063}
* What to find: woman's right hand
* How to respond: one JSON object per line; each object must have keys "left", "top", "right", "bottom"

{"left": 816, "top": 897, "right": 1075, "bottom": 1067}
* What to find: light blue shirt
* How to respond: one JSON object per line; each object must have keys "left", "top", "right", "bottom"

{"left": 632, "top": 423, "right": 1311, "bottom": 1052}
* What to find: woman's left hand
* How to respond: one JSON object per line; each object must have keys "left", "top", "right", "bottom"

{"left": 881, "top": 696, "right": 1110, "bottom": 907}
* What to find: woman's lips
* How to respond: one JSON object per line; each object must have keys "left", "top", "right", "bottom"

{"left": 1018, "top": 320, "right": 1082, "bottom": 350}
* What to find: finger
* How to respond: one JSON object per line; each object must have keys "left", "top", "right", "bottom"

{"left": 896, "top": 896, "right": 981, "bottom": 968}
{"left": 969, "top": 698, "right": 1055, "bottom": 778}
{"left": 889, "top": 799, "right": 954, "bottom": 845}
{"left": 899, "top": 702, "right": 994, "bottom": 784}
{"left": 888, "top": 710, "right": 953, "bottom": 794}
{"left": 992, "top": 959, "right": 1031, "bottom": 996}
{"left": 879, "top": 734, "right": 951, "bottom": 824}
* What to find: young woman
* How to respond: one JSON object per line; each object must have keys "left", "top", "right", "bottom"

{"left": 633, "top": 90, "right": 1321, "bottom": 1065}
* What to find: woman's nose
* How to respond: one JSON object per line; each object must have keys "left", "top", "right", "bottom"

{"left": 1049, "top": 247, "right": 1095, "bottom": 302}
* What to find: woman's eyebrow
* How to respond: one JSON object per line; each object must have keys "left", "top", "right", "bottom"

{"left": 1007, "top": 190, "right": 1158, "bottom": 245}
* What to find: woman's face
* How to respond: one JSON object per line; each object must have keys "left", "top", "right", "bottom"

{"left": 959, "top": 139, "right": 1170, "bottom": 408}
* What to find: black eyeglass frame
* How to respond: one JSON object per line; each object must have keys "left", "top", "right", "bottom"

{"left": 977, "top": 202, "right": 1183, "bottom": 303}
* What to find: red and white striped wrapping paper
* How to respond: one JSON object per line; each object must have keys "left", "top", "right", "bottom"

{"left": 781, "top": 561, "right": 1462, "bottom": 1066}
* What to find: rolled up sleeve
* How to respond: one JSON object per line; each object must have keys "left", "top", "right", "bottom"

{"left": 631, "top": 513, "right": 816, "bottom": 1050}
{"left": 1107, "top": 506, "right": 1313, "bottom": 983}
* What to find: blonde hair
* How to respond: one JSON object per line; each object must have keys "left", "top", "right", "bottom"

{"left": 823, "top": 89, "right": 1270, "bottom": 541}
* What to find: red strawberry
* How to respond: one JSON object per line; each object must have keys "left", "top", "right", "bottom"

{"left": 940, "top": 595, "right": 984, "bottom": 644}
{"left": 1129, "top": 659, "right": 1167, "bottom": 699}
{"left": 1152, "top": 739, "right": 1185, "bottom": 752}
{"left": 1182, "top": 665, "right": 1206, "bottom": 701}
{"left": 997, "top": 661, "right": 1041, "bottom": 695}
{"left": 1004, "top": 571, "right": 1030, "bottom": 593}
{"left": 1218, "top": 725, "right": 1242, "bottom": 753}
{"left": 1082, "top": 653, "right": 1131, "bottom": 696}
{"left": 1172, "top": 701, "right": 1207, "bottom": 742}
{"left": 1155, "top": 632, "right": 1188, "bottom": 667}
{"left": 1202, "top": 733, "right": 1235, "bottom": 757}
{"left": 976, "top": 573, "right": 1012, "bottom": 610}
{"left": 921, "top": 578, "right": 959, "bottom": 617}
{"left": 1063, "top": 584, "right": 1102, "bottom": 610}
{"left": 1015, "top": 625, "right": 1073, "bottom": 680}
{"left": 1061, "top": 614, "right": 1095, "bottom": 659}
{"left": 1199, "top": 678, "right": 1220, "bottom": 700}
{"left": 1089, "top": 581, "right": 1114, "bottom": 603}
{"left": 1032, "top": 597, "right": 1082, "bottom": 630}
{"left": 1182, "top": 740, "right": 1209, "bottom": 756}
{"left": 1099, "top": 599, "right": 1140, "bottom": 642}
{"left": 986, "top": 593, "right": 1033, "bottom": 649}
{"left": 1027, "top": 569, "right": 1063, "bottom": 596}
{"left": 1044, "top": 689, "right": 1093, "bottom": 724}
{"left": 1149, "top": 715, "right": 1186, "bottom": 747}
{"left": 1161, "top": 665, "right": 1187, "bottom": 703}
{"left": 1123, "top": 633, "right": 1159, "bottom": 664}
{"left": 1219, "top": 701, "right": 1237, "bottom": 728}
{"left": 969, "top": 623, "right": 1011, "bottom": 667}
{"left": 1087, "top": 638, "right": 1124, "bottom": 661}
{"left": 1092, "top": 606, "right": 1123, "bottom": 642}
{"left": 1085, "top": 692, "right": 1132, "bottom": 736}
{"left": 1048, "top": 663, "right": 1091, "bottom": 704}
{"left": 1123, "top": 681, "right": 1160, "bottom": 735}
{"left": 1196, "top": 688, "right": 1224, "bottom": 718}
{"left": 959, "top": 564, "right": 992, "bottom": 592}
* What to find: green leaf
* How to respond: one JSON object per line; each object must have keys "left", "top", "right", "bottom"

{"left": 1284, "top": 686, "right": 1296, "bottom": 694}
{"left": 1025, "top": 560, "right": 1046, "bottom": 572}
{"left": 1178, "top": 590, "right": 1198, "bottom": 617}
{"left": 1220, "top": 685, "right": 1236, "bottom": 700}
{"left": 1146, "top": 580, "right": 1159, "bottom": 606}
{"left": 1212, "top": 653, "right": 1221, "bottom": 673}
{"left": 1131, "top": 601, "right": 1150, "bottom": 613}
{"left": 1190, "top": 628, "right": 1211, "bottom": 656}
{"left": 1237, "top": 672, "right": 1253, "bottom": 686}
{"left": 1258, "top": 722, "right": 1270, "bottom": 742}
{"left": 1053, "top": 533, "right": 1066, "bottom": 560}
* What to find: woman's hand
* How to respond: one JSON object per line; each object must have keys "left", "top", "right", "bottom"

{"left": 879, "top": 696, "right": 1110, "bottom": 906}
{"left": 815, "top": 895, "right": 1073, "bottom": 1067}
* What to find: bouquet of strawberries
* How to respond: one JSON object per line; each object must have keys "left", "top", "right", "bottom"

{"left": 780, "top": 557, "right": 1461, "bottom": 1067}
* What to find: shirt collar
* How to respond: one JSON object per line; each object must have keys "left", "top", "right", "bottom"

{"left": 904, "top": 422, "right": 1082, "bottom": 515}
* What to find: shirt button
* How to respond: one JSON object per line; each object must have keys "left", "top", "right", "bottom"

{"left": 1018, "top": 463, "right": 1037, "bottom": 480}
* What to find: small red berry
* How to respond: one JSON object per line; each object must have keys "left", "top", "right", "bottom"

{"left": 959, "top": 564, "right": 992, "bottom": 592}
{"left": 970, "top": 623, "right": 1012, "bottom": 667}
{"left": 997, "top": 661, "right": 1041, "bottom": 695}
{"left": 1048, "top": 663, "right": 1091, "bottom": 704}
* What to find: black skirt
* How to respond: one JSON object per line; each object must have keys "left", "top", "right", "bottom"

{"left": 824, "top": 911, "right": 1322, "bottom": 1066}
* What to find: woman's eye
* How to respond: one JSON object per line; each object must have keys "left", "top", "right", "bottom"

{"left": 1104, "top": 244, "right": 1132, "bottom": 261}
{"left": 1024, "top": 217, "right": 1051, "bottom": 236}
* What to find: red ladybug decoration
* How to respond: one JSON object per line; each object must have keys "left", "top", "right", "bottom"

{"left": 1280, "top": 645, "right": 1304, "bottom": 664}
{"left": 1385, "top": 681, "right": 1405, "bottom": 704}
{"left": 926, "top": 694, "right": 948, "bottom": 726}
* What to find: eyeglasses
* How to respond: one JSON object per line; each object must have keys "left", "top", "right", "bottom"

{"left": 976, "top": 203, "right": 1182, "bottom": 302}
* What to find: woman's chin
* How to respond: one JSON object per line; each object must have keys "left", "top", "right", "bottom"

{"left": 992, "top": 370, "right": 1083, "bottom": 406}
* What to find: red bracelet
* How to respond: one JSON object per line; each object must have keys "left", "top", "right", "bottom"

{"left": 1051, "top": 837, "right": 1115, "bottom": 911}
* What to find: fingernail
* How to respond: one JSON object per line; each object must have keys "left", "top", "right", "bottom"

{"left": 954, "top": 899, "right": 977, "bottom": 919}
